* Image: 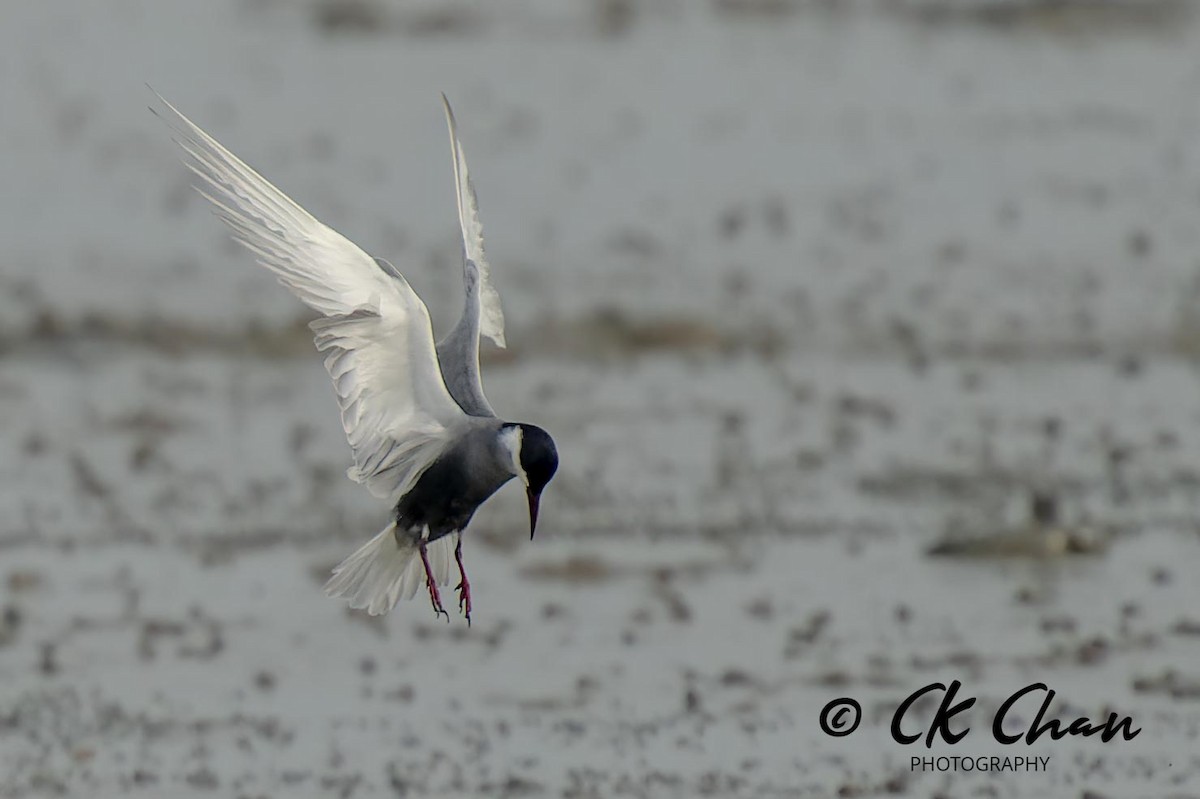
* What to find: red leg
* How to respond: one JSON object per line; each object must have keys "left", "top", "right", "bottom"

{"left": 454, "top": 536, "right": 472, "bottom": 626}
{"left": 418, "top": 539, "right": 449, "bottom": 621}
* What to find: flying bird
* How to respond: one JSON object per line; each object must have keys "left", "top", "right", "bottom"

{"left": 153, "top": 91, "right": 558, "bottom": 622}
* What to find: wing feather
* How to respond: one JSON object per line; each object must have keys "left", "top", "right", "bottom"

{"left": 435, "top": 96, "right": 507, "bottom": 417}
{"left": 436, "top": 261, "right": 497, "bottom": 417}
{"left": 153, "top": 91, "right": 466, "bottom": 501}
{"left": 155, "top": 91, "right": 396, "bottom": 316}
{"left": 441, "top": 94, "right": 506, "bottom": 348}
{"left": 311, "top": 307, "right": 460, "bottom": 500}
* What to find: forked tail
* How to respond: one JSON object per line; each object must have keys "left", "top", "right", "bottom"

{"left": 323, "top": 522, "right": 455, "bottom": 616}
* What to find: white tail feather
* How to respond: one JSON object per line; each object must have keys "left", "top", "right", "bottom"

{"left": 324, "top": 523, "right": 457, "bottom": 616}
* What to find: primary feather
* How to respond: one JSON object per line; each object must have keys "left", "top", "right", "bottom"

{"left": 441, "top": 94, "right": 506, "bottom": 349}
{"left": 152, "top": 91, "right": 467, "bottom": 504}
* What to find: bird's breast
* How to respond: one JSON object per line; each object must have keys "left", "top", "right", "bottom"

{"left": 393, "top": 449, "right": 514, "bottom": 540}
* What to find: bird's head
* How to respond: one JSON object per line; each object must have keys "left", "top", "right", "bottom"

{"left": 499, "top": 423, "right": 559, "bottom": 539}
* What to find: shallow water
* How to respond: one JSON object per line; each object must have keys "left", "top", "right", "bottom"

{"left": 5, "top": 0, "right": 1200, "bottom": 796}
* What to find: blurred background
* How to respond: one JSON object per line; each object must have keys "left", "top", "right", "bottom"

{"left": 4, "top": 0, "right": 1200, "bottom": 795}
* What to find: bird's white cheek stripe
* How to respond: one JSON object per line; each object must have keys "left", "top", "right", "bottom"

{"left": 499, "top": 426, "right": 527, "bottom": 485}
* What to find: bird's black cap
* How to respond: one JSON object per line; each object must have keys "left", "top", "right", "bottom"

{"left": 518, "top": 424, "right": 558, "bottom": 493}
{"left": 517, "top": 424, "right": 558, "bottom": 538}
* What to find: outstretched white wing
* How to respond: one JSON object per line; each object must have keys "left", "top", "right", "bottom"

{"left": 153, "top": 91, "right": 466, "bottom": 501}
{"left": 310, "top": 305, "right": 459, "bottom": 501}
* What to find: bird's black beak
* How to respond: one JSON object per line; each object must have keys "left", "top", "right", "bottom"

{"left": 527, "top": 488, "right": 540, "bottom": 540}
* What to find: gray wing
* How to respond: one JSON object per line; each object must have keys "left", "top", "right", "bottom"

{"left": 436, "top": 94, "right": 504, "bottom": 418}
{"left": 436, "top": 260, "right": 496, "bottom": 417}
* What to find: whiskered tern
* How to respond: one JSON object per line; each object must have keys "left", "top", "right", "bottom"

{"left": 153, "top": 92, "right": 558, "bottom": 622}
